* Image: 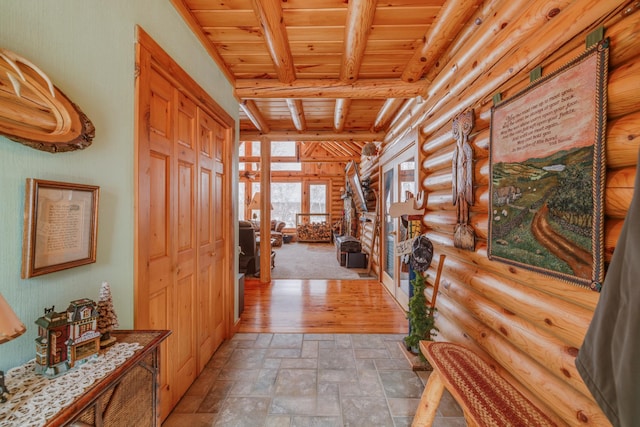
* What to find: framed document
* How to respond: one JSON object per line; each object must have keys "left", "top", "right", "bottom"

{"left": 22, "top": 179, "right": 99, "bottom": 278}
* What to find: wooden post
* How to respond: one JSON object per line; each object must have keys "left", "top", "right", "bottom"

{"left": 259, "top": 137, "right": 272, "bottom": 283}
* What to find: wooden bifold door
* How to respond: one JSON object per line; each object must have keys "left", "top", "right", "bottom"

{"left": 134, "top": 28, "right": 234, "bottom": 420}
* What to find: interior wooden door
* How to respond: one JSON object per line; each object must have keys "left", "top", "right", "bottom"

{"left": 381, "top": 164, "right": 397, "bottom": 299}
{"left": 137, "top": 63, "right": 175, "bottom": 418}
{"left": 196, "top": 109, "right": 226, "bottom": 372}
{"left": 172, "top": 90, "right": 198, "bottom": 402}
{"left": 211, "top": 117, "right": 227, "bottom": 355}
{"left": 137, "top": 67, "right": 199, "bottom": 418}
{"left": 380, "top": 148, "right": 417, "bottom": 311}
{"left": 135, "top": 28, "right": 235, "bottom": 421}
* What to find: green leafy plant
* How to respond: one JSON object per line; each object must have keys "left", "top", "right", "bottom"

{"left": 404, "top": 272, "right": 438, "bottom": 353}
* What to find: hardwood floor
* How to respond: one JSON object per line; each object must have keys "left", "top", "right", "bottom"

{"left": 239, "top": 278, "right": 408, "bottom": 334}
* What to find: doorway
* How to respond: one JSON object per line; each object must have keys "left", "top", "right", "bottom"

{"left": 381, "top": 148, "right": 417, "bottom": 310}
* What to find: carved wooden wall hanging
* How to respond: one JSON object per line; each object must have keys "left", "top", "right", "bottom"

{"left": 452, "top": 109, "right": 475, "bottom": 250}
{"left": 0, "top": 48, "right": 94, "bottom": 153}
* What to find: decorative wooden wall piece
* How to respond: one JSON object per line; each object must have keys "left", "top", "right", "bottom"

{"left": 0, "top": 48, "right": 94, "bottom": 153}
{"left": 452, "top": 109, "right": 475, "bottom": 250}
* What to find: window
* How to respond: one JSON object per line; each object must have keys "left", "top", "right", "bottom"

{"left": 251, "top": 141, "right": 261, "bottom": 156}
{"left": 249, "top": 183, "right": 260, "bottom": 220}
{"left": 238, "top": 142, "right": 245, "bottom": 171}
{"left": 400, "top": 160, "right": 416, "bottom": 199}
{"left": 271, "top": 142, "right": 301, "bottom": 171}
{"left": 271, "top": 141, "right": 296, "bottom": 156}
{"left": 272, "top": 162, "right": 302, "bottom": 171}
{"left": 309, "top": 183, "right": 327, "bottom": 215}
{"left": 271, "top": 182, "right": 301, "bottom": 228}
{"left": 238, "top": 181, "right": 245, "bottom": 221}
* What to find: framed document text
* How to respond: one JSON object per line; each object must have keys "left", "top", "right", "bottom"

{"left": 488, "top": 40, "right": 609, "bottom": 290}
{"left": 22, "top": 179, "right": 99, "bottom": 278}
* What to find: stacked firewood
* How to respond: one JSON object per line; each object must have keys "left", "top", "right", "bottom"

{"left": 296, "top": 221, "right": 331, "bottom": 242}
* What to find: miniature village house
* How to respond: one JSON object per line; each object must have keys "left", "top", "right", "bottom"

{"left": 34, "top": 308, "right": 69, "bottom": 377}
{"left": 35, "top": 299, "right": 100, "bottom": 377}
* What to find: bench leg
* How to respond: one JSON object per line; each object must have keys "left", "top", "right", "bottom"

{"left": 412, "top": 370, "right": 445, "bottom": 427}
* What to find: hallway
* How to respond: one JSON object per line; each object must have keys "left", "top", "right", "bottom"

{"left": 162, "top": 280, "right": 465, "bottom": 426}
{"left": 162, "top": 333, "right": 465, "bottom": 427}
{"left": 239, "top": 279, "right": 408, "bottom": 334}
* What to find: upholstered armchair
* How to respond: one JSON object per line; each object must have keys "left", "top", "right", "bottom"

{"left": 252, "top": 220, "right": 286, "bottom": 247}
{"left": 239, "top": 220, "right": 260, "bottom": 276}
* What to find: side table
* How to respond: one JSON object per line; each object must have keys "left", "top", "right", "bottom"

{"left": 57, "top": 330, "right": 170, "bottom": 427}
{"left": 2, "top": 330, "right": 170, "bottom": 427}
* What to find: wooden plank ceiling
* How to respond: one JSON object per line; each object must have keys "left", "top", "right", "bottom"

{"left": 171, "top": 0, "right": 480, "bottom": 158}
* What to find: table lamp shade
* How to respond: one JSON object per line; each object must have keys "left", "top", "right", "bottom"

{"left": 0, "top": 293, "right": 26, "bottom": 344}
{"left": 247, "top": 192, "right": 273, "bottom": 211}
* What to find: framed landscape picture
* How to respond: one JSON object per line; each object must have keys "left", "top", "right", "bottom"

{"left": 488, "top": 39, "right": 609, "bottom": 291}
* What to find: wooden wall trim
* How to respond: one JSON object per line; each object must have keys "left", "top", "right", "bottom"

{"left": 136, "top": 26, "right": 234, "bottom": 128}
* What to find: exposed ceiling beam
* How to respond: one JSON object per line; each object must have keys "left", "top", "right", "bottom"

{"left": 341, "top": 0, "right": 377, "bottom": 82}
{"left": 402, "top": 0, "right": 482, "bottom": 83}
{"left": 334, "top": 99, "right": 351, "bottom": 132}
{"left": 300, "top": 156, "right": 358, "bottom": 163}
{"left": 286, "top": 99, "right": 307, "bottom": 131}
{"left": 240, "top": 130, "right": 384, "bottom": 142}
{"left": 334, "top": 0, "right": 376, "bottom": 132}
{"left": 240, "top": 155, "right": 358, "bottom": 163}
{"left": 251, "top": 0, "right": 295, "bottom": 83}
{"left": 327, "top": 141, "right": 352, "bottom": 157}
{"left": 372, "top": 98, "right": 405, "bottom": 131}
{"left": 301, "top": 142, "right": 316, "bottom": 157}
{"left": 235, "top": 79, "right": 425, "bottom": 99}
{"left": 240, "top": 100, "right": 270, "bottom": 133}
{"left": 345, "top": 140, "right": 367, "bottom": 154}
{"left": 251, "top": 0, "right": 308, "bottom": 132}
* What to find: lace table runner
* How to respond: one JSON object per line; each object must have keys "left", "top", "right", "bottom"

{"left": 0, "top": 342, "right": 142, "bottom": 427}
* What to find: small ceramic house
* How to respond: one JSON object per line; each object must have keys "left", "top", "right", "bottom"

{"left": 66, "top": 298, "right": 100, "bottom": 366}
{"left": 35, "top": 306, "right": 71, "bottom": 377}
{"left": 34, "top": 299, "right": 101, "bottom": 377}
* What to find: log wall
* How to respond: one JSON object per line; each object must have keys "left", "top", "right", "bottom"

{"left": 381, "top": 1, "right": 639, "bottom": 425}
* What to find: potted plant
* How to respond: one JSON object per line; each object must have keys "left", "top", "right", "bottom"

{"left": 404, "top": 272, "right": 437, "bottom": 357}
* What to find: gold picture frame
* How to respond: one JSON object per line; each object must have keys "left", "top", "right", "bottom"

{"left": 22, "top": 179, "right": 99, "bottom": 278}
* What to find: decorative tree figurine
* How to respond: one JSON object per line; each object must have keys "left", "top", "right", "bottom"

{"left": 97, "top": 281, "right": 119, "bottom": 348}
{"left": 404, "top": 272, "right": 438, "bottom": 358}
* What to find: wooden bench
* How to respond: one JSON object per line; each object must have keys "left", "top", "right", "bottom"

{"left": 412, "top": 341, "right": 558, "bottom": 427}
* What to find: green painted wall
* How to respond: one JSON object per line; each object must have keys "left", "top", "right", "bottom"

{"left": 0, "top": 0, "right": 238, "bottom": 371}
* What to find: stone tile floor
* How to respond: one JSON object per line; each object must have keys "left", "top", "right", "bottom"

{"left": 163, "top": 333, "right": 466, "bottom": 427}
